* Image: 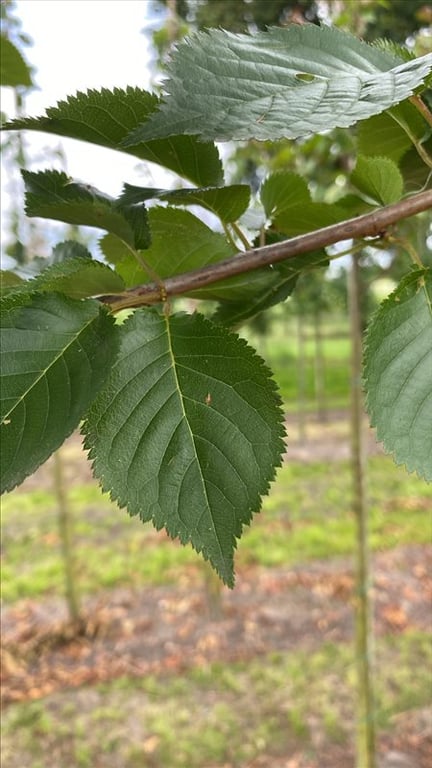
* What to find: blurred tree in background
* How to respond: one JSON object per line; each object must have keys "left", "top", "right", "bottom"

{"left": 1, "top": 0, "right": 35, "bottom": 265}
{"left": 155, "top": 0, "right": 431, "bottom": 40}
{"left": 171, "top": 0, "right": 320, "bottom": 29}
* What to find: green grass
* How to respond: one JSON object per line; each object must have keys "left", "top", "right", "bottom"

{"left": 1, "top": 484, "right": 198, "bottom": 601}
{"left": 247, "top": 316, "right": 352, "bottom": 408}
{"left": 240, "top": 456, "right": 432, "bottom": 567}
{"left": 2, "top": 631, "right": 431, "bottom": 768}
{"left": 1, "top": 454, "right": 431, "bottom": 602}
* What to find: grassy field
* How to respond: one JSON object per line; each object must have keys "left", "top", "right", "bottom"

{"left": 2, "top": 455, "right": 431, "bottom": 602}
{"left": 2, "top": 455, "right": 431, "bottom": 768}
{"left": 3, "top": 632, "right": 431, "bottom": 768}
{"left": 246, "top": 315, "right": 352, "bottom": 410}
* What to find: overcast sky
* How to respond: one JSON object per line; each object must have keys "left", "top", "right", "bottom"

{"left": 1, "top": 0, "right": 170, "bottom": 258}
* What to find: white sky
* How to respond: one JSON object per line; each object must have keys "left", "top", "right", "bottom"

{"left": 1, "top": 0, "right": 170, "bottom": 258}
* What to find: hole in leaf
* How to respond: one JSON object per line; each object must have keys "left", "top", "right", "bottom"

{"left": 295, "top": 72, "right": 315, "bottom": 82}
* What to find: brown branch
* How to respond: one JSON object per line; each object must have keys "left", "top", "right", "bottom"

{"left": 410, "top": 94, "right": 432, "bottom": 128}
{"left": 100, "top": 190, "right": 432, "bottom": 311}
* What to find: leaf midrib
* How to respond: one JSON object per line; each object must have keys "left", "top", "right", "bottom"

{"left": 163, "top": 313, "right": 227, "bottom": 565}
{"left": 2, "top": 309, "right": 99, "bottom": 423}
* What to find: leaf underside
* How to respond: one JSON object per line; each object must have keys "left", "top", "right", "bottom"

{"left": 364, "top": 269, "right": 432, "bottom": 482}
{"left": 83, "top": 309, "right": 286, "bottom": 585}
{"left": 1, "top": 293, "right": 118, "bottom": 493}
{"left": 124, "top": 26, "right": 432, "bottom": 143}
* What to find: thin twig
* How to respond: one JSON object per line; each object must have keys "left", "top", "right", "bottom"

{"left": 230, "top": 221, "right": 252, "bottom": 250}
{"left": 100, "top": 190, "right": 432, "bottom": 312}
{"left": 410, "top": 94, "right": 432, "bottom": 128}
{"left": 393, "top": 101, "right": 432, "bottom": 169}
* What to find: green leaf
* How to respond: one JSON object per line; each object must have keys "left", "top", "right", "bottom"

{"left": 260, "top": 172, "right": 311, "bottom": 219}
{"left": 399, "top": 139, "right": 432, "bottom": 192}
{"left": 98, "top": 233, "right": 131, "bottom": 265}
{"left": 0, "top": 293, "right": 118, "bottom": 493}
{"left": 4, "top": 254, "right": 125, "bottom": 300}
{"left": 124, "top": 26, "right": 432, "bottom": 143}
{"left": 273, "top": 202, "right": 346, "bottom": 237}
{"left": 0, "top": 271, "right": 24, "bottom": 295}
{"left": 98, "top": 234, "right": 152, "bottom": 290}
{"left": 213, "top": 251, "right": 328, "bottom": 327}
{"left": 101, "top": 206, "right": 330, "bottom": 317}
{"left": 51, "top": 240, "right": 93, "bottom": 263}
{"left": 0, "top": 36, "right": 33, "bottom": 88}
{"left": 336, "top": 194, "right": 376, "bottom": 217}
{"left": 3, "top": 87, "right": 223, "bottom": 186}
{"left": 22, "top": 170, "right": 151, "bottom": 250}
{"left": 83, "top": 309, "right": 286, "bottom": 585}
{"left": 259, "top": 175, "right": 347, "bottom": 239}
{"left": 103, "top": 207, "right": 236, "bottom": 290}
{"left": 351, "top": 155, "right": 404, "bottom": 205}
{"left": 117, "top": 183, "right": 251, "bottom": 224}
{"left": 364, "top": 269, "right": 432, "bottom": 482}
{"left": 103, "top": 206, "right": 314, "bottom": 306}
{"left": 372, "top": 40, "right": 416, "bottom": 63}
{"left": 357, "top": 101, "right": 429, "bottom": 162}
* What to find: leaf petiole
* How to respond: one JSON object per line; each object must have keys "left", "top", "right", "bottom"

{"left": 386, "top": 234, "right": 424, "bottom": 268}
{"left": 410, "top": 94, "right": 432, "bottom": 129}
{"left": 392, "top": 102, "right": 432, "bottom": 170}
{"left": 121, "top": 239, "right": 168, "bottom": 304}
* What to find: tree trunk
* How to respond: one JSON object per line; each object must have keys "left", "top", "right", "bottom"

{"left": 313, "top": 309, "right": 327, "bottom": 421}
{"left": 166, "top": 0, "right": 180, "bottom": 44}
{"left": 53, "top": 448, "right": 82, "bottom": 628}
{"left": 204, "top": 564, "right": 223, "bottom": 620}
{"left": 296, "top": 313, "right": 308, "bottom": 442}
{"left": 348, "top": 255, "right": 376, "bottom": 768}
